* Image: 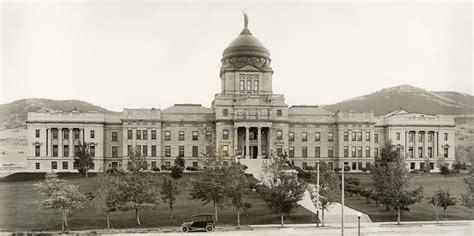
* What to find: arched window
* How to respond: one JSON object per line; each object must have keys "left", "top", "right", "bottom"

{"left": 247, "top": 80, "right": 252, "bottom": 91}
{"left": 254, "top": 80, "right": 259, "bottom": 91}
{"left": 240, "top": 80, "right": 245, "bottom": 91}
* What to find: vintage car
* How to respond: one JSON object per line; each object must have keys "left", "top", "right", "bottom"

{"left": 180, "top": 214, "right": 215, "bottom": 232}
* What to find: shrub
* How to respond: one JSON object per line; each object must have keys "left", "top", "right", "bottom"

{"left": 361, "top": 167, "right": 368, "bottom": 173}
{"left": 334, "top": 167, "right": 342, "bottom": 172}
{"left": 453, "top": 162, "right": 467, "bottom": 171}
{"left": 171, "top": 165, "right": 184, "bottom": 179}
{"left": 344, "top": 166, "right": 351, "bottom": 172}
{"left": 439, "top": 164, "right": 451, "bottom": 175}
{"left": 161, "top": 165, "right": 171, "bottom": 171}
{"left": 345, "top": 177, "right": 361, "bottom": 186}
{"left": 186, "top": 166, "right": 197, "bottom": 171}
{"left": 151, "top": 167, "right": 160, "bottom": 172}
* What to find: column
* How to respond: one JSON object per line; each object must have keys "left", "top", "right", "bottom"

{"left": 404, "top": 131, "right": 408, "bottom": 156}
{"left": 233, "top": 127, "right": 238, "bottom": 156}
{"left": 69, "top": 128, "right": 74, "bottom": 157}
{"left": 413, "top": 131, "right": 418, "bottom": 158}
{"left": 245, "top": 127, "right": 250, "bottom": 159}
{"left": 147, "top": 128, "right": 151, "bottom": 157}
{"left": 80, "top": 128, "right": 84, "bottom": 144}
{"left": 267, "top": 127, "right": 272, "bottom": 157}
{"left": 47, "top": 128, "right": 51, "bottom": 157}
{"left": 58, "top": 128, "right": 63, "bottom": 157}
{"left": 257, "top": 127, "right": 262, "bottom": 159}
{"left": 423, "top": 130, "right": 428, "bottom": 159}
{"left": 435, "top": 131, "right": 439, "bottom": 158}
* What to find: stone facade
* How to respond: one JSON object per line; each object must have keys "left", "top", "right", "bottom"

{"left": 26, "top": 20, "right": 455, "bottom": 172}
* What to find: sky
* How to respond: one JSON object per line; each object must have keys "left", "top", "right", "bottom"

{"left": 1, "top": 1, "right": 472, "bottom": 111}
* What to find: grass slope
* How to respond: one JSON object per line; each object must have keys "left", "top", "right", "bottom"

{"left": 344, "top": 174, "right": 474, "bottom": 222}
{"left": 0, "top": 173, "right": 315, "bottom": 231}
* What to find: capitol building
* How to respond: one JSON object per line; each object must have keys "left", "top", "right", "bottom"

{"left": 26, "top": 17, "right": 455, "bottom": 173}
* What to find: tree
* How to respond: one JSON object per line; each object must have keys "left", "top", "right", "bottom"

{"left": 115, "top": 150, "right": 159, "bottom": 225}
{"left": 429, "top": 188, "right": 457, "bottom": 221}
{"left": 161, "top": 176, "right": 180, "bottom": 220}
{"left": 257, "top": 163, "right": 306, "bottom": 227}
{"left": 227, "top": 162, "right": 252, "bottom": 228}
{"left": 171, "top": 156, "right": 185, "bottom": 180}
{"left": 372, "top": 144, "right": 424, "bottom": 224}
{"left": 95, "top": 169, "right": 121, "bottom": 231}
{"left": 461, "top": 169, "right": 474, "bottom": 208}
{"left": 423, "top": 157, "right": 431, "bottom": 173}
{"left": 189, "top": 155, "right": 229, "bottom": 223}
{"left": 307, "top": 161, "right": 340, "bottom": 227}
{"left": 34, "top": 172, "right": 88, "bottom": 232}
{"left": 74, "top": 142, "right": 94, "bottom": 177}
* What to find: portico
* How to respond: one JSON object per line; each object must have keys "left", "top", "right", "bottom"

{"left": 233, "top": 123, "right": 273, "bottom": 159}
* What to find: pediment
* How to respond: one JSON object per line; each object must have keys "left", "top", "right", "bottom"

{"left": 237, "top": 64, "right": 261, "bottom": 71}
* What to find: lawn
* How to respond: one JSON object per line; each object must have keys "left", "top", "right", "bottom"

{"left": 0, "top": 172, "right": 315, "bottom": 231}
{"left": 344, "top": 173, "right": 474, "bottom": 222}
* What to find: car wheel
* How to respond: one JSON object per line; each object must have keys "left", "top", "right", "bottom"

{"left": 205, "top": 225, "right": 214, "bottom": 232}
{"left": 181, "top": 226, "right": 189, "bottom": 233}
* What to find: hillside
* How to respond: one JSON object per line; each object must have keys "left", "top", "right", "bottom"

{"left": 0, "top": 98, "right": 115, "bottom": 129}
{"left": 324, "top": 85, "right": 474, "bottom": 116}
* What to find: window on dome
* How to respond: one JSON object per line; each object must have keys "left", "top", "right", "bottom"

{"left": 240, "top": 80, "right": 245, "bottom": 91}
{"left": 247, "top": 80, "right": 252, "bottom": 91}
{"left": 254, "top": 80, "right": 259, "bottom": 91}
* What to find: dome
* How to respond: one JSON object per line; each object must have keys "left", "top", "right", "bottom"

{"left": 222, "top": 14, "right": 270, "bottom": 60}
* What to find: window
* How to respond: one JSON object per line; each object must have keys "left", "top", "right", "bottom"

{"left": 254, "top": 80, "right": 259, "bottom": 91}
{"left": 165, "top": 131, "right": 171, "bottom": 140}
{"left": 143, "top": 145, "right": 148, "bottom": 156}
{"left": 152, "top": 145, "right": 157, "bottom": 157}
{"left": 112, "top": 132, "right": 118, "bottom": 141}
{"left": 127, "top": 145, "right": 132, "bottom": 156}
{"left": 35, "top": 163, "right": 40, "bottom": 169}
{"left": 277, "top": 145, "right": 283, "bottom": 156}
{"left": 396, "top": 132, "right": 401, "bottom": 140}
{"left": 328, "top": 147, "right": 333, "bottom": 158}
{"left": 352, "top": 162, "right": 356, "bottom": 170}
{"left": 63, "top": 145, "right": 69, "bottom": 157}
{"left": 366, "top": 162, "right": 371, "bottom": 169}
{"left": 179, "top": 146, "right": 184, "bottom": 157}
{"left": 418, "top": 147, "right": 423, "bottom": 158}
{"left": 410, "top": 162, "right": 415, "bottom": 170}
{"left": 289, "top": 146, "right": 294, "bottom": 157}
{"left": 315, "top": 132, "right": 321, "bottom": 141}
{"left": 136, "top": 145, "right": 141, "bottom": 154}
{"left": 444, "top": 147, "right": 448, "bottom": 158}
{"left": 223, "top": 109, "right": 228, "bottom": 117}
{"left": 179, "top": 131, "right": 185, "bottom": 141}
{"left": 35, "top": 145, "right": 40, "bottom": 157}
{"left": 277, "top": 130, "right": 282, "bottom": 140}
{"left": 374, "top": 133, "right": 379, "bottom": 143}
{"left": 409, "top": 147, "right": 414, "bottom": 158}
{"left": 328, "top": 132, "right": 334, "bottom": 142}
{"left": 420, "top": 162, "right": 425, "bottom": 170}
{"left": 151, "top": 130, "right": 156, "bottom": 140}
{"left": 358, "top": 162, "right": 363, "bottom": 170}
{"left": 357, "top": 146, "right": 362, "bottom": 157}
{"left": 240, "top": 80, "right": 245, "bottom": 91}
{"left": 444, "top": 133, "right": 448, "bottom": 141}
{"left": 430, "top": 162, "right": 434, "bottom": 170}
{"left": 418, "top": 133, "right": 423, "bottom": 142}
{"left": 428, "top": 133, "right": 433, "bottom": 142}
{"left": 357, "top": 132, "right": 362, "bottom": 141}
{"left": 165, "top": 162, "right": 171, "bottom": 168}
{"left": 315, "top": 147, "right": 320, "bottom": 158}
{"left": 63, "top": 130, "right": 68, "bottom": 139}
{"left": 344, "top": 146, "right": 349, "bottom": 157}
{"left": 206, "top": 131, "right": 212, "bottom": 139}
{"left": 277, "top": 110, "right": 282, "bottom": 116}
{"left": 302, "top": 162, "right": 308, "bottom": 170}
{"left": 62, "top": 162, "right": 68, "bottom": 170}
{"left": 289, "top": 132, "right": 294, "bottom": 141}
{"left": 302, "top": 146, "right": 307, "bottom": 158}
{"left": 90, "top": 130, "right": 95, "bottom": 139}
{"left": 247, "top": 80, "right": 252, "bottom": 91}
{"left": 193, "top": 162, "right": 198, "bottom": 168}
{"left": 35, "top": 130, "right": 40, "bottom": 138}
{"left": 223, "top": 130, "right": 229, "bottom": 140}
{"left": 409, "top": 132, "right": 414, "bottom": 142}
{"left": 136, "top": 130, "right": 141, "bottom": 140}
{"left": 222, "top": 145, "right": 228, "bottom": 156}
{"left": 365, "top": 132, "right": 370, "bottom": 141}
{"left": 52, "top": 129, "right": 58, "bottom": 139}
{"left": 344, "top": 132, "right": 348, "bottom": 141}
{"left": 192, "top": 131, "right": 198, "bottom": 141}
{"left": 302, "top": 132, "right": 307, "bottom": 141}
{"left": 165, "top": 146, "right": 171, "bottom": 157}
{"left": 374, "top": 147, "right": 379, "bottom": 158}
{"left": 428, "top": 147, "right": 433, "bottom": 158}
{"left": 74, "top": 145, "right": 79, "bottom": 156}
{"left": 52, "top": 145, "right": 58, "bottom": 157}
{"left": 90, "top": 146, "right": 95, "bottom": 157}
{"left": 328, "top": 162, "right": 334, "bottom": 170}
{"left": 51, "top": 161, "right": 57, "bottom": 170}
{"left": 112, "top": 146, "right": 118, "bottom": 157}
{"left": 151, "top": 161, "right": 157, "bottom": 168}
{"left": 351, "top": 147, "right": 356, "bottom": 157}
{"left": 192, "top": 146, "right": 198, "bottom": 157}
{"left": 128, "top": 130, "right": 132, "bottom": 140}
{"left": 74, "top": 130, "right": 80, "bottom": 139}
{"left": 351, "top": 132, "right": 356, "bottom": 141}
{"left": 143, "top": 130, "right": 148, "bottom": 140}
{"left": 365, "top": 146, "right": 370, "bottom": 157}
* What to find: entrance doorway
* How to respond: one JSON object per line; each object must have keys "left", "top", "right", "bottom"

{"left": 251, "top": 146, "right": 258, "bottom": 159}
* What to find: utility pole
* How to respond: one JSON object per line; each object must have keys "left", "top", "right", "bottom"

{"left": 341, "top": 163, "right": 345, "bottom": 236}
{"left": 316, "top": 161, "right": 320, "bottom": 227}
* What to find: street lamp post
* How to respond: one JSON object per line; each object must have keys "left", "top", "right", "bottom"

{"left": 357, "top": 212, "right": 361, "bottom": 236}
{"left": 341, "top": 163, "right": 345, "bottom": 236}
{"left": 316, "top": 161, "right": 320, "bottom": 227}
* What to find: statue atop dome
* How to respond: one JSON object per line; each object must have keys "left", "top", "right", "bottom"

{"left": 244, "top": 11, "right": 249, "bottom": 28}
